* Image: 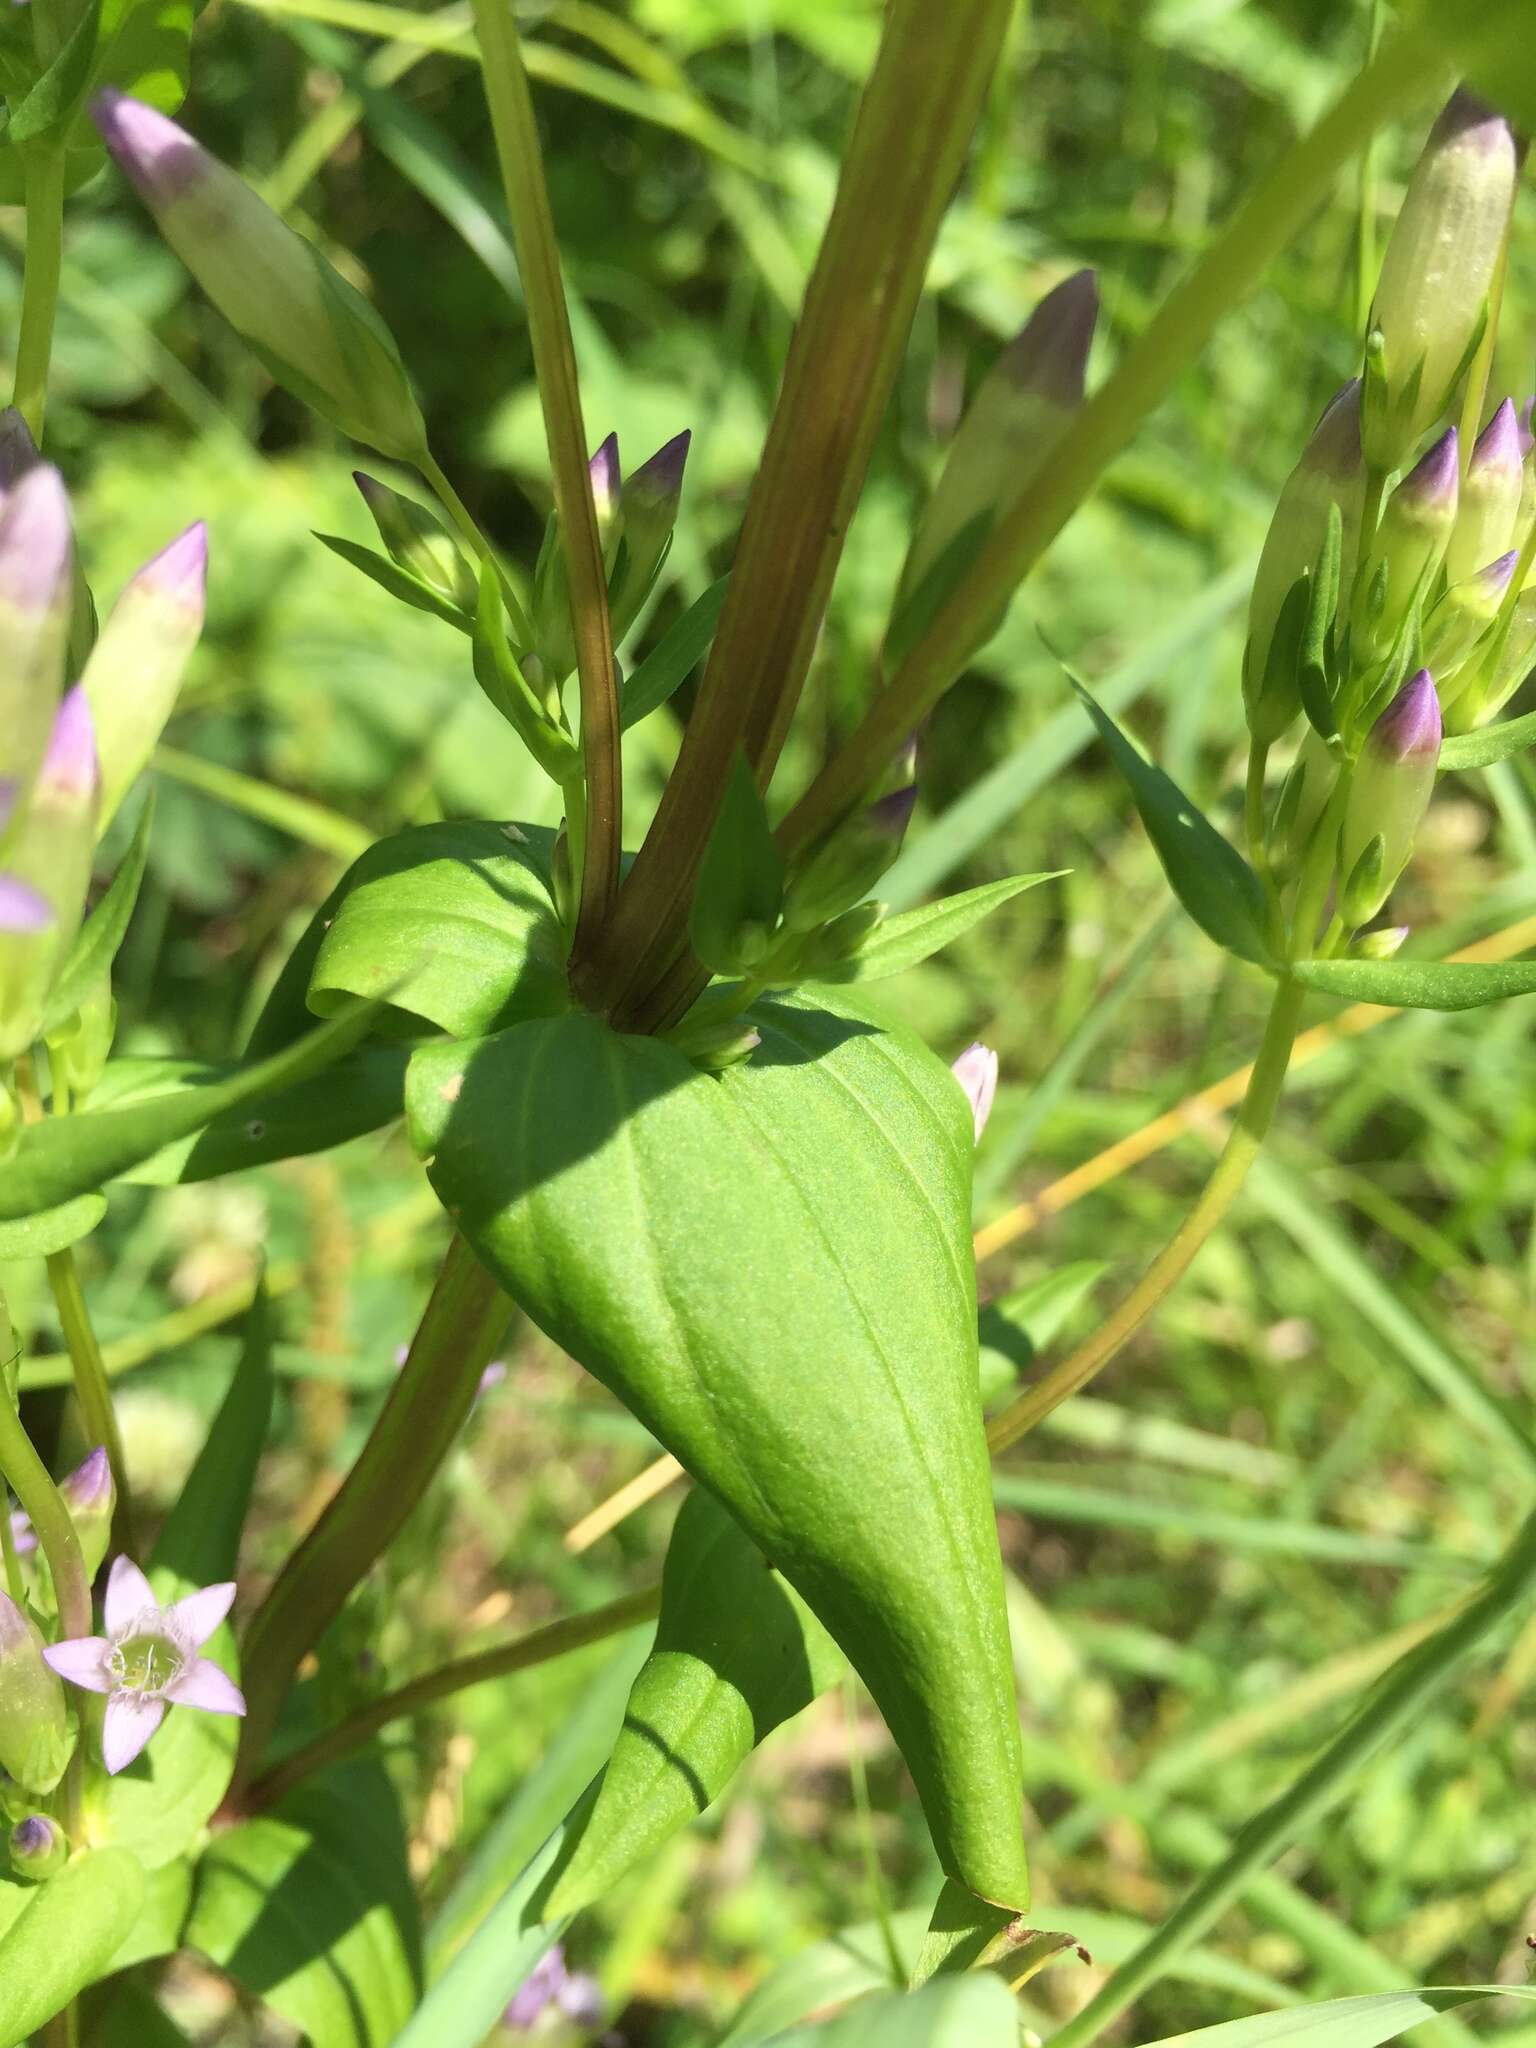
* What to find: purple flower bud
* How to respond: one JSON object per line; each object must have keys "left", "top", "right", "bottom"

{"left": 82, "top": 521, "right": 208, "bottom": 832}
{"left": 1427, "top": 550, "right": 1520, "bottom": 698}
{"left": 0, "top": 878, "right": 53, "bottom": 935}
{"left": 7, "top": 1506, "right": 38, "bottom": 1556}
{"left": 624, "top": 429, "right": 689, "bottom": 510}
{"left": 589, "top": 432, "right": 622, "bottom": 524}
{"left": 1448, "top": 399, "right": 1525, "bottom": 585}
{"left": 59, "top": 1446, "right": 115, "bottom": 1579}
{"left": 606, "top": 431, "right": 690, "bottom": 635}
{"left": 8, "top": 1813, "right": 64, "bottom": 1878}
{"left": 0, "top": 1591, "right": 70, "bottom": 1794}
{"left": 869, "top": 781, "right": 918, "bottom": 841}
{"left": 36, "top": 686, "right": 100, "bottom": 807}
{"left": 902, "top": 273, "right": 1098, "bottom": 601}
{"left": 1364, "top": 91, "right": 1520, "bottom": 467}
{"left": 0, "top": 689, "right": 100, "bottom": 1059}
{"left": 92, "top": 92, "right": 426, "bottom": 459}
{"left": 951, "top": 1042, "right": 999, "bottom": 1143}
{"left": 1397, "top": 426, "right": 1461, "bottom": 519}
{"left": 0, "top": 462, "right": 68, "bottom": 615}
{"left": 0, "top": 466, "right": 74, "bottom": 799}
{"left": 1341, "top": 669, "right": 1441, "bottom": 921}
{"left": 1359, "top": 426, "right": 1459, "bottom": 655}
{"left": 0, "top": 407, "right": 40, "bottom": 493}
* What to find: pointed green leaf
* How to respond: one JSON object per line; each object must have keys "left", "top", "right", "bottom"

{"left": 620, "top": 575, "right": 729, "bottom": 729}
{"left": 40, "top": 792, "right": 156, "bottom": 1039}
{"left": 86, "top": 1043, "right": 406, "bottom": 1184}
{"left": 187, "top": 1759, "right": 421, "bottom": 2048}
{"left": 1438, "top": 707, "right": 1536, "bottom": 770}
{"left": 0, "top": 999, "right": 380, "bottom": 1220}
{"left": 1140, "top": 1986, "right": 1536, "bottom": 2048}
{"left": 153, "top": 1287, "right": 273, "bottom": 1587}
{"left": 408, "top": 993, "right": 1030, "bottom": 1909}
{"left": 306, "top": 821, "right": 570, "bottom": 1037}
{"left": 0, "top": 1848, "right": 146, "bottom": 2045}
{"left": 770, "top": 1972, "right": 1021, "bottom": 2046}
{"left": 315, "top": 532, "right": 469, "bottom": 629}
{"left": 1290, "top": 956, "right": 1536, "bottom": 1011}
{"left": 811, "top": 872, "right": 1060, "bottom": 985}
{"left": 544, "top": 1489, "right": 844, "bottom": 1917}
{"left": 1072, "top": 680, "right": 1274, "bottom": 965}
{"left": 691, "top": 752, "right": 785, "bottom": 974}
{"left": 0, "top": 1193, "right": 107, "bottom": 1261}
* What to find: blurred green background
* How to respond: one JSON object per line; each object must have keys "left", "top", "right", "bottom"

{"left": 7, "top": 0, "right": 1536, "bottom": 2039}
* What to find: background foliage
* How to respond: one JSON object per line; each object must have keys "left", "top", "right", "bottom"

{"left": 7, "top": 0, "right": 1536, "bottom": 2039}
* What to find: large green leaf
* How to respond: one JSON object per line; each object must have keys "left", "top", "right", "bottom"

{"left": 408, "top": 992, "right": 1031, "bottom": 1909}
{"left": 1290, "top": 957, "right": 1536, "bottom": 1012}
{"left": 87, "top": 1043, "right": 407, "bottom": 1183}
{"left": 1139, "top": 1986, "right": 1536, "bottom": 2048}
{"left": 0, "top": 1848, "right": 146, "bottom": 2046}
{"left": 187, "top": 1758, "right": 421, "bottom": 2048}
{"left": 306, "top": 820, "right": 569, "bottom": 1038}
{"left": 544, "top": 1488, "right": 845, "bottom": 1918}
{"left": 767, "top": 1972, "right": 1022, "bottom": 2046}
{"left": 0, "top": 999, "right": 379, "bottom": 1219}
{"left": 1073, "top": 680, "right": 1273, "bottom": 966}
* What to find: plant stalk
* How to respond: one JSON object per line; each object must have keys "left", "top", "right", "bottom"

{"left": 469, "top": 0, "right": 622, "bottom": 961}
{"left": 779, "top": 26, "right": 1438, "bottom": 860}
{"left": 45, "top": 1250, "right": 138, "bottom": 1557}
{"left": 232, "top": 1232, "right": 507, "bottom": 1784}
{"left": 579, "top": 0, "right": 1015, "bottom": 1026}
{"left": 245, "top": 1582, "right": 661, "bottom": 1811}
{"left": 986, "top": 977, "right": 1305, "bottom": 1456}
{"left": 418, "top": 449, "right": 533, "bottom": 646}
{"left": 0, "top": 1378, "right": 90, "bottom": 1641}
{"left": 13, "top": 147, "right": 67, "bottom": 444}
{"left": 1045, "top": 1505, "right": 1536, "bottom": 2048}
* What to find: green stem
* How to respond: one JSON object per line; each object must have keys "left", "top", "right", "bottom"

{"left": 0, "top": 1379, "right": 90, "bottom": 1641}
{"left": 582, "top": 0, "right": 1015, "bottom": 1027}
{"left": 45, "top": 1249, "right": 138, "bottom": 1557}
{"left": 1046, "top": 1506, "right": 1536, "bottom": 2048}
{"left": 418, "top": 449, "right": 533, "bottom": 647}
{"left": 232, "top": 1232, "right": 507, "bottom": 1785}
{"left": 986, "top": 977, "right": 1305, "bottom": 1457}
{"left": 243, "top": 1583, "right": 660, "bottom": 1812}
{"left": 780, "top": 25, "right": 1438, "bottom": 860}
{"left": 12, "top": 147, "right": 66, "bottom": 445}
{"left": 469, "top": 0, "right": 622, "bottom": 963}
{"left": 0, "top": 1476, "right": 25, "bottom": 1608}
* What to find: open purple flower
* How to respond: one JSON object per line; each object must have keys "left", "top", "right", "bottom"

{"left": 43, "top": 1555, "right": 245, "bottom": 1774}
{"left": 504, "top": 1944, "right": 604, "bottom": 2031}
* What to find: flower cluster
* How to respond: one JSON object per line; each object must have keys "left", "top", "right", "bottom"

{"left": 1242, "top": 89, "right": 1531, "bottom": 948}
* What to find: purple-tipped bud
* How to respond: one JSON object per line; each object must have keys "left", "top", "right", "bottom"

{"left": 0, "top": 878, "right": 53, "bottom": 935}
{"left": 1358, "top": 426, "right": 1460, "bottom": 655}
{"left": 92, "top": 91, "right": 426, "bottom": 459}
{"left": 0, "top": 1591, "right": 70, "bottom": 1794}
{"left": 868, "top": 781, "right": 919, "bottom": 841}
{"left": 58, "top": 1446, "right": 115, "bottom": 1580}
{"left": 951, "top": 1042, "right": 999, "bottom": 1143}
{"left": 36, "top": 686, "right": 100, "bottom": 807}
{"left": 0, "top": 463, "right": 69, "bottom": 614}
{"left": 1448, "top": 399, "right": 1525, "bottom": 585}
{"left": 1364, "top": 91, "right": 1520, "bottom": 468}
{"left": 625, "top": 429, "right": 689, "bottom": 509}
{"left": 784, "top": 753, "right": 919, "bottom": 931}
{"left": 8, "top": 1813, "right": 65, "bottom": 1879}
{"left": 1398, "top": 426, "right": 1461, "bottom": 518}
{"left": 1427, "top": 550, "right": 1520, "bottom": 695}
{"left": 83, "top": 521, "right": 209, "bottom": 832}
{"left": 1356, "top": 924, "right": 1410, "bottom": 960}
{"left": 902, "top": 273, "right": 1098, "bottom": 602}
{"left": 1340, "top": 669, "right": 1441, "bottom": 921}
{"left": 1245, "top": 382, "right": 1365, "bottom": 737}
{"left": 589, "top": 433, "right": 622, "bottom": 524}
{"left": 0, "top": 407, "right": 39, "bottom": 494}
{"left": 0, "top": 465, "right": 73, "bottom": 807}
{"left": 608, "top": 431, "right": 690, "bottom": 633}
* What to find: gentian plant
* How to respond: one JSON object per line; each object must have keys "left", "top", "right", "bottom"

{"left": 1, "top": 0, "right": 1536, "bottom": 2042}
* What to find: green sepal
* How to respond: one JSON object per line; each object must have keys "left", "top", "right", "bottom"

{"left": 542, "top": 1489, "right": 844, "bottom": 1919}
{"left": 406, "top": 992, "right": 1031, "bottom": 1908}
{"left": 690, "top": 751, "right": 785, "bottom": 975}
{"left": 1298, "top": 502, "right": 1341, "bottom": 739}
{"left": 315, "top": 532, "right": 469, "bottom": 630}
{"left": 1071, "top": 676, "right": 1274, "bottom": 966}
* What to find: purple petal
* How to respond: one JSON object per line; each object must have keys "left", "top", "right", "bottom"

{"left": 101, "top": 1690, "right": 165, "bottom": 1773}
{"left": 41, "top": 1636, "right": 114, "bottom": 1692}
{"left": 1470, "top": 397, "right": 1522, "bottom": 483}
{"left": 589, "top": 433, "right": 621, "bottom": 519}
{"left": 90, "top": 89, "right": 210, "bottom": 209}
{"left": 103, "top": 1554, "right": 157, "bottom": 1636}
{"left": 0, "top": 876, "right": 53, "bottom": 935}
{"left": 8, "top": 1508, "right": 37, "bottom": 1556}
{"left": 1395, "top": 427, "right": 1459, "bottom": 515}
{"left": 36, "top": 685, "right": 99, "bottom": 802}
{"left": 0, "top": 407, "right": 39, "bottom": 491}
{"left": 59, "top": 1446, "right": 112, "bottom": 1516}
{"left": 165, "top": 1579, "right": 236, "bottom": 1649}
{"left": 0, "top": 465, "right": 71, "bottom": 613}
{"left": 165, "top": 1655, "right": 245, "bottom": 1715}
{"left": 1368, "top": 668, "right": 1442, "bottom": 763}
{"left": 951, "top": 1041, "right": 999, "bottom": 1143}
{"left": 132, "top": 521, "right": 208, "bottom": 612}
{"left": 625, "top": 429, "right": 690, "bottom": 507}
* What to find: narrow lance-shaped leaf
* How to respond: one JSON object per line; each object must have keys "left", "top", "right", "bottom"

{"left": 1290, "top": 956, "right": 1536, "bottom": 1011}
{"left": 40, "top": 789, "right": 155, "bottom": 1038}
{"left": 809, "top": 872, "right": 1059, "bottom": 985}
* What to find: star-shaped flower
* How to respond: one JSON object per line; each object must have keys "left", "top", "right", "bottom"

{"left": 43, "top": 1556, "right": 245, "bottom": 1773}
